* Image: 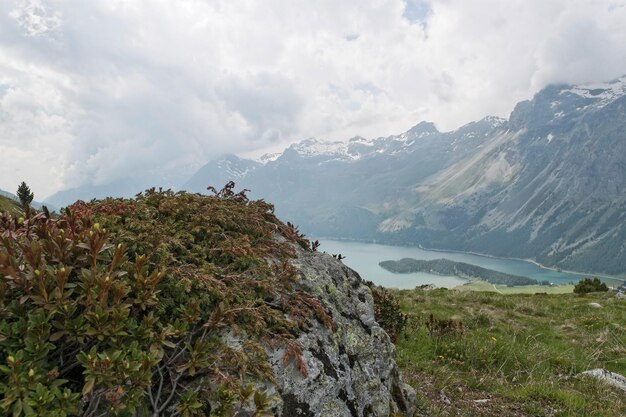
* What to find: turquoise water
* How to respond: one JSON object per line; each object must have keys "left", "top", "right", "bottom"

{"left": 318, "top": 239, "right": 618, "bottom": 289}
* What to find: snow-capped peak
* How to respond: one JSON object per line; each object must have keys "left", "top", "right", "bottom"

{"left": 256, "top": 152, "right": 281, "bottom": 164}
{"left": 482, "top": 115, "right": 507, "bottom": 128}
{"left": 216, "top": 157, "right": 253, "bottom": 179}
{"left": 561, "top": 76, "right": 626, "bottom": 108}
{"left": 406, "top": 121, "right": 438, "bottom": 138}
{"left": 290, "top": 138, "right": 359, "bottom": 160}
{"left": 348, "top": 136, "right": 374, "bottom": 145}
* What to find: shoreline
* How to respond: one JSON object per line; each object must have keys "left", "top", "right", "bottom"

{"left": 315, "top": 235, "right": 625, "bottom": 285}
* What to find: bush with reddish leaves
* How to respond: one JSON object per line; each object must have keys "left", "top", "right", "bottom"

{"left": 0, "top": 186, "right": 331, "bottom": 417}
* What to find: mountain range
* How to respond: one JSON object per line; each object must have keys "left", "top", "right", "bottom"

{"left": 183, "top": 76, "right": 626, "bottom": 275}
{"left": 39, "top": 77, "right": 626, "bottom": 275}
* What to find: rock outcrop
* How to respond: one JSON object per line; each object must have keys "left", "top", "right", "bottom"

{"left": 267, "top": 245, "right": 416, "bottom": 416}
{"left": 579, "top": 369, "right": 626, "bottom": 393}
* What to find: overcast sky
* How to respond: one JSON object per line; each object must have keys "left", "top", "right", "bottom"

{"left": 1, "top": 0, "right": 626, "bottom": 198}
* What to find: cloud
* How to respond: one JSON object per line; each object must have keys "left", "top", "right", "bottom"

{"left": 0, "top": 0, "right": 625, "bottom": 198}
{"left": 9, "top": 0, "right": 61, "bottom": 37}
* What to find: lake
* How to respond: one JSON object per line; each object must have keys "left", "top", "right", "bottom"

{"left": 318, "top": 239, "right": 618, "bottom": 289}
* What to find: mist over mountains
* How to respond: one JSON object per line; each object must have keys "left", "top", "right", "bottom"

{"left": 46, "top": 76, "right": 626, "bottom": 275}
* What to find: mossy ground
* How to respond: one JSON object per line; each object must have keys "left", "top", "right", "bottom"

{"left": 394, "top": 288, "right": 626, "bottom": 416}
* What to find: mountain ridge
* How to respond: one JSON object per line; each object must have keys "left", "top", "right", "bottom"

{"left": 184, "top": 77, "right": 626, "bottom": 275}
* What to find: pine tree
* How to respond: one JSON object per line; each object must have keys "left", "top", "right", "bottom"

{"left": 16, "top": 181, "right": 34, "bottom": 208}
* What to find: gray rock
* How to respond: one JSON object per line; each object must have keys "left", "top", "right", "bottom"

{"left": 265, "top": 247, "right": 416, "bottom": 416}
{"left": 579, "top": 368, "right": 626, "bottom": 393}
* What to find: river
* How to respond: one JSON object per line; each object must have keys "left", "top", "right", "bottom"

{"left": 318, "top": 239, "right": 620, "bottom": 289}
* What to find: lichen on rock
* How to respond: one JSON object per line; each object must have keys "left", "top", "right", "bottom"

{"left": 268, "top": 246, "right": 416, "bottom": 417}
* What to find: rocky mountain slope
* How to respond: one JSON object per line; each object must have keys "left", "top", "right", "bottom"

{"left": 184, "top": 117, "right": 506, "bottom": 239}
{"left": 185, "top": 77, "right": 626, "bottom": 275}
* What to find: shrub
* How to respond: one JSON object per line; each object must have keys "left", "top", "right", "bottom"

{"left": 365, "top": 282, "right": 407, "bottom": 342}
{"left": 0, "top": 187, "right": 331, "bottom": 416}
{"left": 573, "top": 277, "right": 608, "bottom": 294}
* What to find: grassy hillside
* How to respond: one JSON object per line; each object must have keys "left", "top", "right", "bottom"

{"left": 0, "top": 195, "right": 20, "bottom": 215}
{"left": 395, "top": 288, "right": 626, "bottom": 416}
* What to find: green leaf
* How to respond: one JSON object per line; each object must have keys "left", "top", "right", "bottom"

{"left": 12, "top": 399, "right": 22, "bottom": 417}
{"left": 82, "top": 378, "right": 95, "bottom": 396}
{"left": 21, "top": 401, "right": 34, "bottom": 417}
{"left": 49, "top": 331, "right": 66, "bottom": 342}
{"left": 162, "top": 340, "right": 176, "bottom": 348}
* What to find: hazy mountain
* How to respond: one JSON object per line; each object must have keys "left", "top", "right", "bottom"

{"left": 0, "top": 189, "right": 15, "bottom": 200}
{"left": 184, "top": 154, "right": 262, "bottom": 193}
{"left": 43, "top": 175, "right": 181, "bottom": 209}
{"left": 184, "top": 117, "right": 506, "bottom": 236}
{"left": 185, "top": 76, "right": 626, "bottom": 275}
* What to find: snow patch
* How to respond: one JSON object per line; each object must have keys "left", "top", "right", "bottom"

{"left": 291, "top": 138, "right": 359, "bottom": 160}
{"left": 483, "top": 115, "right": 507, "bottom": 128}
{"left": 256, "top": 153, "right": 281, "bottom": 164}
{"left": 216, "top": 160, "right": 252, "bottom": 178}
{"left": 562, "top": 76, "right": 626, "bottom": 108}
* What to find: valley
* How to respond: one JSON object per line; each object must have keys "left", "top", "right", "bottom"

{"left": 175, "top": 77, "right": 626, "bottom": 278}
{"left": 43, "top": 77, "right": 626, "bottom": 279}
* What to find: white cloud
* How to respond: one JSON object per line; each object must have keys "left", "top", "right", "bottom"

{"left": 0, "top": 0, "right": 625, "bottom": 198}
{"left": 9, "top": 0, "right": 61, "bottom": 37}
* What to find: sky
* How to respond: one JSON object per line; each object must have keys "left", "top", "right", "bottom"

{"left": 1, "top": 0, "right": 626, "bottom": 199}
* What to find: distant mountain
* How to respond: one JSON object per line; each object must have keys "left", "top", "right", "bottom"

{"left": 0, "top": 189, "right": 15, "bottom": 200}
{"left": 43, "top": 180, "right": 148, "bottom": 209}
{"left": 184, "top": 76, "right": 626, "bottom": 275}
{"left": 184, "top": 117, "right": 506, "bottom": 238}
{"left": 184, "top": 154, "right": 261, "bottom": 193}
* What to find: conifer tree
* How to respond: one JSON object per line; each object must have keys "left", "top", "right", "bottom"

{"left": 16, "top": 181, "right": 34, "bottom": 208}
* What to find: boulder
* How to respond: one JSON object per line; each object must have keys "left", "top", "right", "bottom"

{"left": 267, "top": 246, "right": 416, "bottom": 416}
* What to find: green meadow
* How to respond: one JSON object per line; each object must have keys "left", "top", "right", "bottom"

{"left": 395, "top": 288, "right": 626, "bottom": 416}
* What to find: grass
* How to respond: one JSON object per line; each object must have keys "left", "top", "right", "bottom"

{"left": 395, "top": 288, "right": 626, "bottom": 416}
{"left": 458, "top": 280, "right": 575, "bottom": 294}
{"left": 0, "top": 195, "right": 20, "bottom": 215}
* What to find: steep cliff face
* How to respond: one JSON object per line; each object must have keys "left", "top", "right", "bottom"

{"left": 268, "top": 245, "right": 416, "bottom": 416}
